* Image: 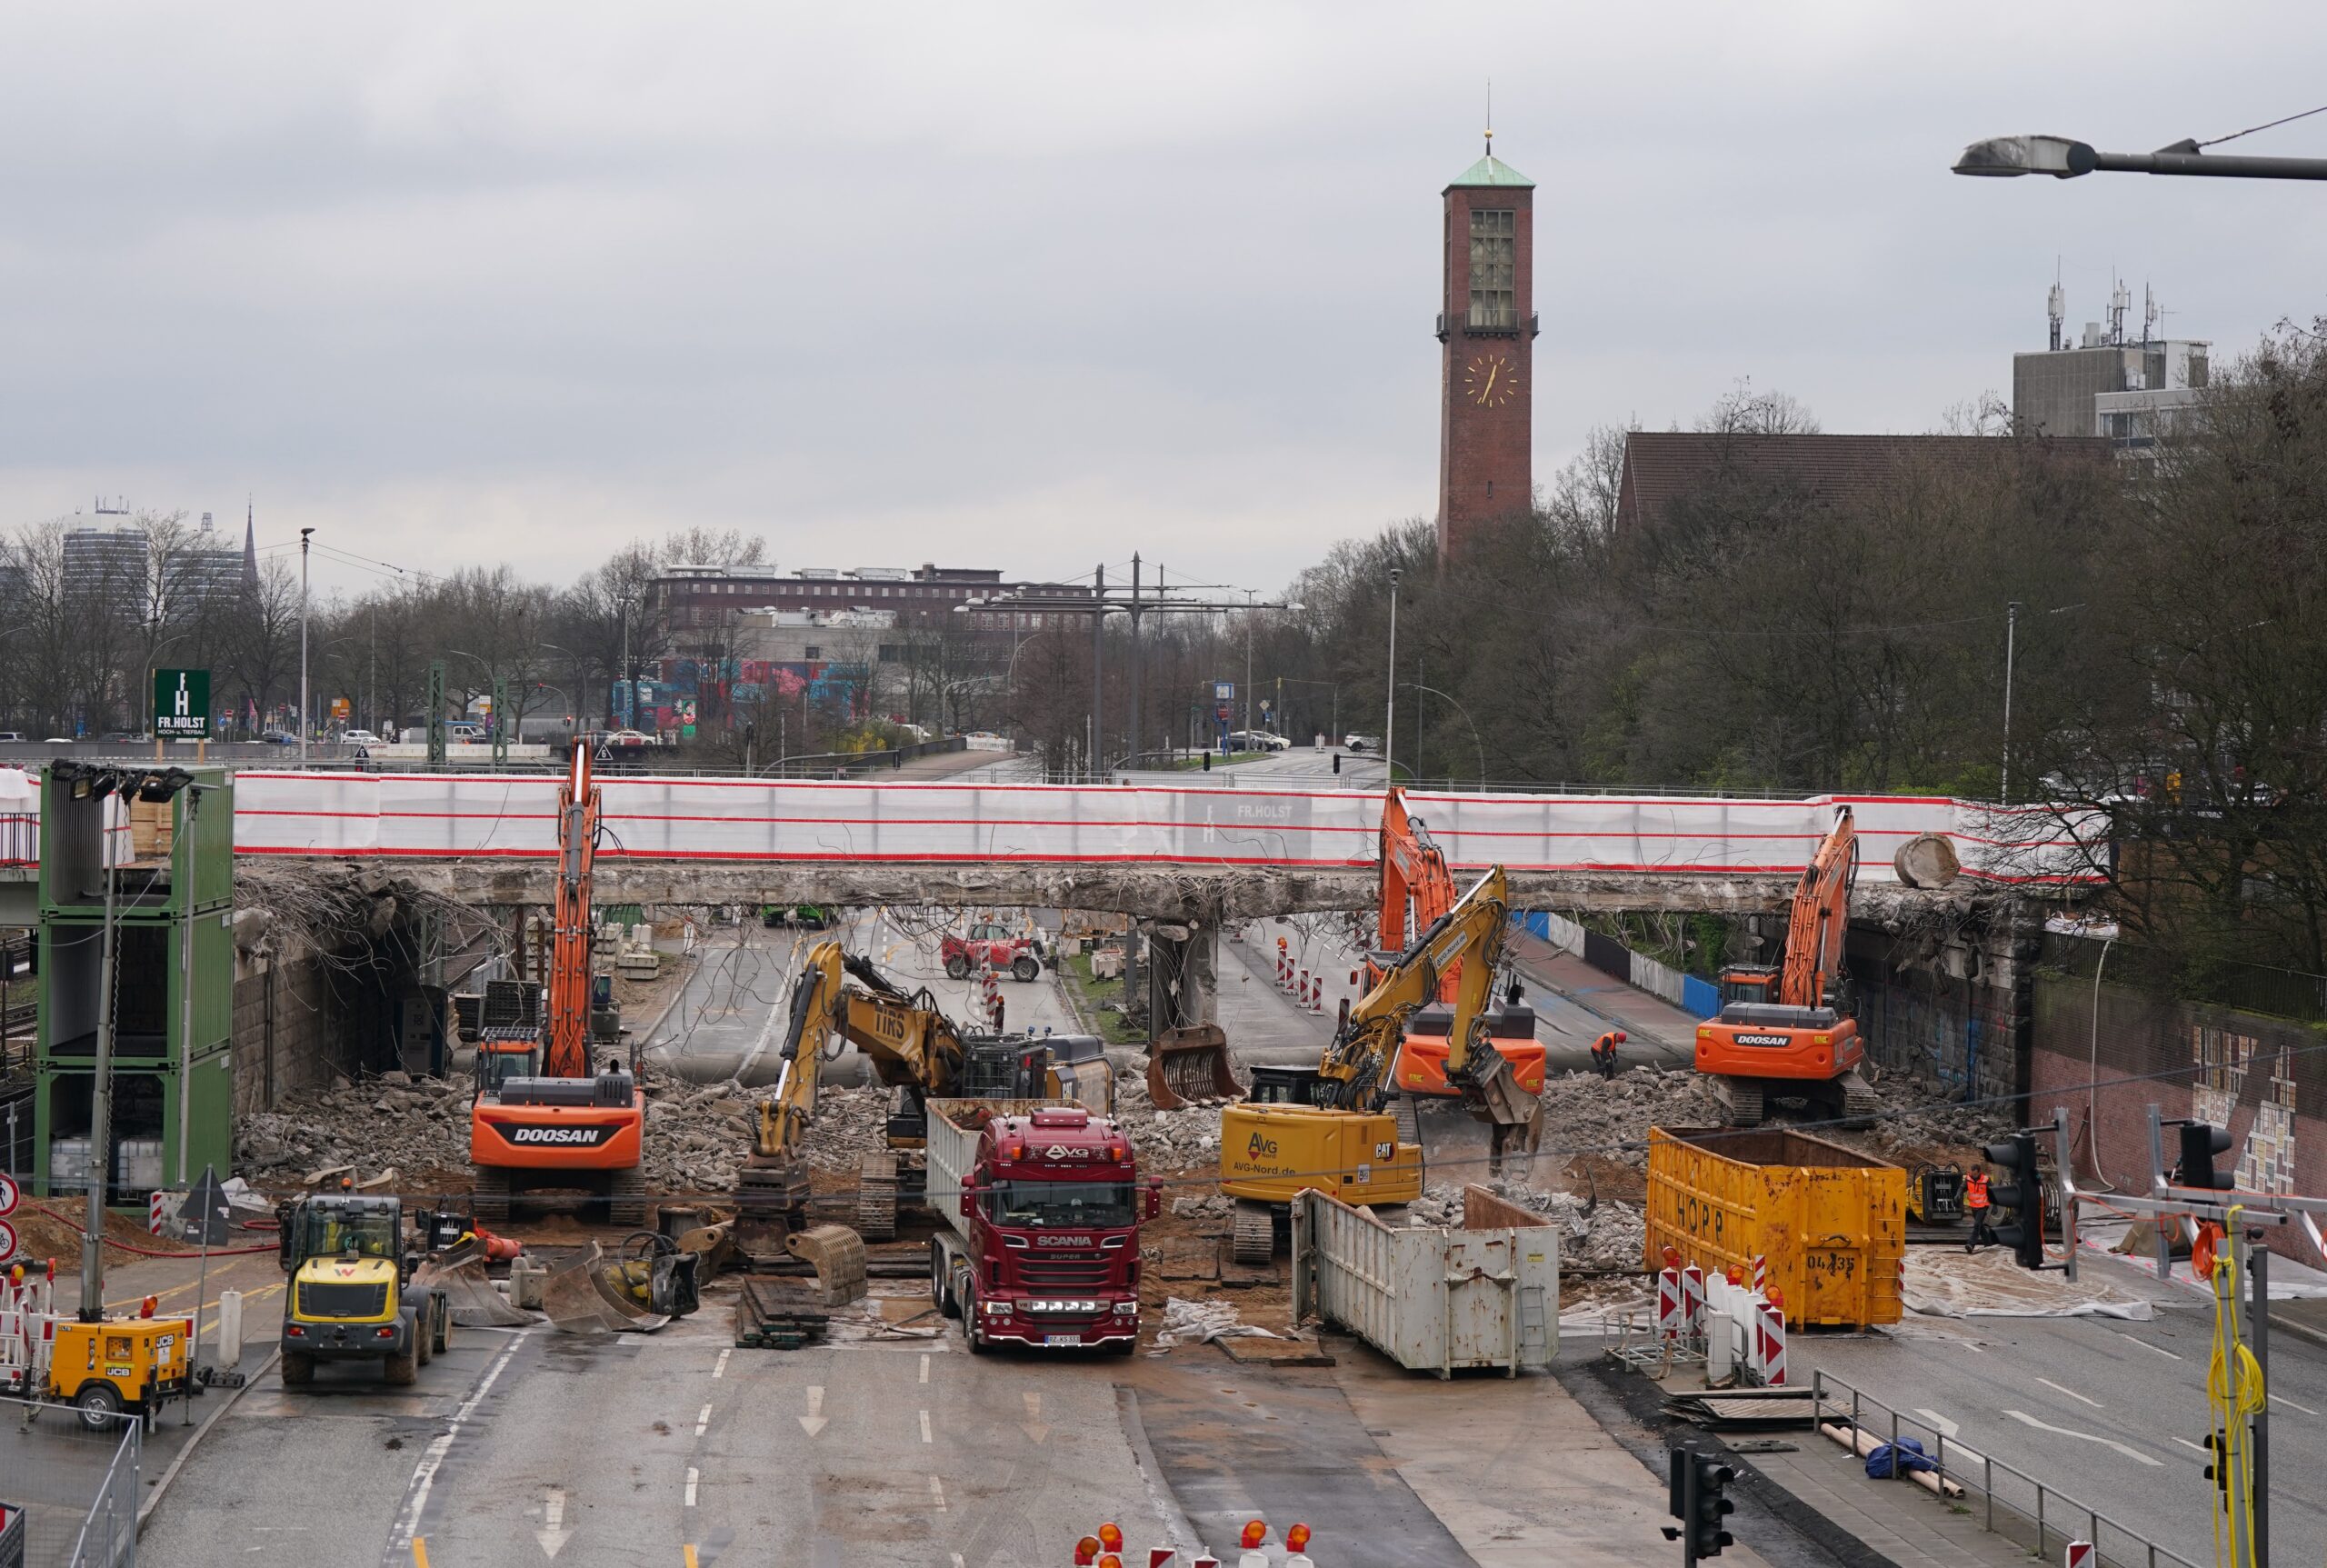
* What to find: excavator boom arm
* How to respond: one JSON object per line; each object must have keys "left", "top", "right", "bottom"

{"left": 543, "top": 746, "right": 600, "bottom": 1080}
{"left": 1377, "top": 788, "right": 1462, "bottom": 998}
{"left": 1322, "top": 865, "right": 1513, "bottom": 1112}
{"left": 759, "top": 940, "right": 968, "bottom": 1161}
{"left": 1779, "top": 808, "right": 1857, "bottom": 1009}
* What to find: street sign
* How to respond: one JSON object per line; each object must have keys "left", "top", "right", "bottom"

{"left": 153, "top": 667, "right": 211, "bottom": 741}
{"left": 0, "top": 1219, "right": 17, "bottom": 1263}
{"left": 329, "top": 697, "right": 351, "bottom": 721}
{"left": 1213, "top": 681, "right": 1234, "bottom": 702}
{"left": 0, "top": 1173, "right": 17, "bottom": 1216}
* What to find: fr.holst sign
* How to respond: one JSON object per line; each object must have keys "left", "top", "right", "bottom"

{"left": 154, "top": 668, "right": 212, "bottom": 741}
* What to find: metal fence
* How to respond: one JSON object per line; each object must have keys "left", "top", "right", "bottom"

{"left": 1811, "top": 1369, "right": 2197, "bottom": 1568}
{"left": 0, "top": 1395, "right": 140, "bottom": 1568}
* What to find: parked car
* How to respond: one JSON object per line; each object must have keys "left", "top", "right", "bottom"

{"left": 340, "top": 729, "right": 383, "bottom": 746}
{"left": 261, "top": 729, "right": 297, "bottom": 744}
{"left": 604, "top": 729, "right": 655, "bottom": 747}
{"left": 0, "top": 733, "right": 24, "bottom": 743}
{"left": 1343, "top": 734, "right": 1380, "bottom": 753}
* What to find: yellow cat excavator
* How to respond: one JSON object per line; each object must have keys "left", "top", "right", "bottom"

{"left": 743, "top": 941, "right": 1111, "bottom": 1242}
{"left": 1217, "top": 865, "right": 1535, "bottom": 1262}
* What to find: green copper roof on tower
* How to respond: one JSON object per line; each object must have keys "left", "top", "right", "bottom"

{"left": 1446, "top": 152, "right": 1533, "bottom": 189}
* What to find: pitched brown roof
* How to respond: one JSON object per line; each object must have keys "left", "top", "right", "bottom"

{"left": 1614, "top": 432, "right": 2112, "bottom": 531}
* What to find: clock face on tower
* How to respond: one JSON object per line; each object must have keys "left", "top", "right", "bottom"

{"left": 1463, "top": 354, "right": 1517, "bottom": 408}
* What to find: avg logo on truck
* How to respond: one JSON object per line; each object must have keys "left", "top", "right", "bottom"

{"left": 1245, "top": 1131, "right": 1279, "bottom": 1160}
{"left": 494, "top": 1124, "right": 618, "bottom": 1147}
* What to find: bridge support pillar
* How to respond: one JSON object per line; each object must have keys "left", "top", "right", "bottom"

{"left": 1140, "top": 918, "right": 1218, "bottom": 1033}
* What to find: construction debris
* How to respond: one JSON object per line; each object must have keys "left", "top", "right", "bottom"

{"left": 1399, "top": 1181, "right": 1646, "bottom": 1269}
{"left": 1150, "top": 1295, "right": 1278, "bottom": 1352}
{"left": 734, "top": 1276, "right": 837, "bottom": 1349}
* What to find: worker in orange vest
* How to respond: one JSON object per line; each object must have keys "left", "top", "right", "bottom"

{"left": 1591, "top": 1029, "right": 1625, "bottom": 1080}
{"left": 1963, "top": 1168, "right": 1992, "bottom": 1252}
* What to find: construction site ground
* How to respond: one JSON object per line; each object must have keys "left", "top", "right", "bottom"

{"left": 117, "top": 901, "right": 2324, "bottom": 1568}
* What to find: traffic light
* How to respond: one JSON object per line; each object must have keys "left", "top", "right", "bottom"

{"left": 2176, "top": 1121, "right": 2233, "bottom": 1192}
{"left": 1663, "top": 1447, "right": 1735, "bottom": 1566}
{"left": 1982, "top": 1134, "right": 2045, "bottom": 1270}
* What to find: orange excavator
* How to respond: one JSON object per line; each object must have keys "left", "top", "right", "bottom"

{"left": 1369, "top": 788, "right": 1545, "bottom": 1104}
{"left": 469, "top": 746, "right": 647, "bottom": 1225}
{"left": 1693, "top": 804, "right": 1874, "bottom": 1126}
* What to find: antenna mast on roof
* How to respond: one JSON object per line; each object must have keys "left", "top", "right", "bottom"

{"left": 2047, "top": 259, "right": 2064, "bottom": 352}
{"left": 2109, "top": 275, "right": 2131, "bottom": 346}
{"left": 1483, "top": 79, "right": 1493, "bottom": 157}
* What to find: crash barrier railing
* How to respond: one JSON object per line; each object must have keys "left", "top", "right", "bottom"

{"left": 1810, "top": 1370, "right": 2200, "bottom": 1568}
{"left": 0, "top": 1394, "right": 141, "bottom": 1568}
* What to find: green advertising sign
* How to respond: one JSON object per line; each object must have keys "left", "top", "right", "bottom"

{"left": 154, "top": 667, "right": 211, "bottom": 741}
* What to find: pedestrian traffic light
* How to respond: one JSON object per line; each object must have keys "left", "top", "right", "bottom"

{"left": 1663, "top": 1447, "right": 1735, "bottom": 1566}
{"left": 2176, "top": 1121, "right": 2234, "bottom": 1192}
{"left": 1982, "top": 1134, "right": 2045, "bottom": 1270}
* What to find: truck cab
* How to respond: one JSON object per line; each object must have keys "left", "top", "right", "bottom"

{"left": 931, "top": 1104, "right": 1161, "bottom": 1356}
{"left": 277, "top": 1194, "right": 450, "bottom": 1389}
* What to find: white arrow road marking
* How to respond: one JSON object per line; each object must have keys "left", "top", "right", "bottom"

{"left": 2002, "top": 1411, "right": 2162, "bottom": 1466}
{"left": 2037, "top": 1377, "right": 2103, "bottom": 1410}
{"left": 684, "top": 1468, "right": 699, "bottom": 1507}
{"left": 1021, "top": 1390, "right": 1049, "bottom": 1444}
{"left": 535, "top": 1487, "right": 572, "bottom": 1560}
{"left": 919, "top": 1409, "right": 934, "bottom": 1443}
{"left": 695, "top": 1403, "right": 713, "bottom": 1436}
{"left": 1915, "top": 1408, "right": 1959, "bottom": 1438}
{"left": 919, "top": 1353, "right": 930, "bottom": 1384}
{"left": 2272, "top": 1394, "right": 2319, "bottom": 1417}
{"left": 713, "top": 1347, "right": 732, "bottom": 1379}
{"left": 929, "top": 1474, "right": 947, "bottom": 1512}
{"left": 799, "top": 1386, "right": 828, "bottom": 1437}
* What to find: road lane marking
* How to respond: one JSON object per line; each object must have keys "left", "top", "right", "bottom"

{"left": 713, "top": 1348, "right": 732, "bottom": 1379}
{"left": 2037, "top": 1377, "right": 2103, "bottom": 1410}
{"left": 1021, "top": 1390, "right": 1049, "bottom": 1443}
{"left": 684, "top": 1468, "right": 699, "bottom": 1507}
{"left": 2172, "top": 1437, "right": 2210, "bottom": 1456}
{"left": 929, "top": 1474, "right": 947, "bottom": 1511}
{"left": 2002, "top": 1410, "right": 2162, "bottom": 1466}
{"left": 2272, "top": 1394, "right": 2319, "bottom": 1416}
{"left": 412, "top": 1542, "right": 429, "bottom": 1568}
{"left": 919, "top": 1408, "right": 933, "bottom": 1443}
{"left": 800, "top": 1386, "right": 827, "bottom": 1437}
{"left": 695, "top": 1403, "right": 713, "bottom": 1436}
{"left": 393, "top": 1325, "right": 535, "bottom": 1549}
{"left": 535, "top": 1487, "right": 573, "bottom": 1559}
{"left": 919, "top": 1353, "right": 930, "bottom": 1383}
{"left": 1915, "top": 1408, "right": 1958, "bottom": 1438}
{"left": 2110, "top": 1328, "right": 2181, "bottom": 1360}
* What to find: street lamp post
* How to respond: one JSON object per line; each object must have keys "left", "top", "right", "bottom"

{"left": 2000, "top": 601, "right": 2022, "bottom": 805}
{"left": 1383, "top": 566, "right": 1402, "bottom": 779}
{"left": 297, "top": 528, "right": 313, "bottom": 762}
{"left": 1954, "top": 134, "right": 2327, "bottom": 182}
{"left": 1403, "top": 682, "right": 1484, "bottom": 785}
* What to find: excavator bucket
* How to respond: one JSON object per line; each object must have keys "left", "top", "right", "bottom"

{"left": 783, "top": 1223, "right": 869, "bottom": 1306}
{"left": 412, "top": 1237, "right": 534, "bottom": 1328}
{"left": 543, "top": 1242, "right": 673, "bottom": 1334}
{"left": 1145, "top": 1024, "right": 1243, "bottom": 1109}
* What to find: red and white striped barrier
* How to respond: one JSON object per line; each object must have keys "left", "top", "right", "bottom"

{"left": 1757, "top": 1300, "right": 1787, "bottom": 1386}
{"left": 1751, "top": 1254, "right": 1766, "bottom": 1296}
{"left": 2064, "top": 1543, "right": 2094, "bottom": 1568}
{"left": 1308, "top": 974, "right": 1323, "bottom": 1014}
{"left": 1657, "top": 1268, "right": 1684, "bottom": 1341}
{"left": 1681, "top": 1264, "right": 1705, "bottom": 1336}
{"left": 148, "top": 1192, "right": 167, "bottom": 1235}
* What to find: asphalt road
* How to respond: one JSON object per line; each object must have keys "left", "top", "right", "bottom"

{"left": 1793, "top": 1250, "right": 2327, "bottom": 1568}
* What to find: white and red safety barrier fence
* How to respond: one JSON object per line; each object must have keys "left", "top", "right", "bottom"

{"left": 1070, "top": 1515, "right": 1315, "bottom": 1568}
{"left": 1653, "top": 1252, "right": 1783, "bottom": 1385}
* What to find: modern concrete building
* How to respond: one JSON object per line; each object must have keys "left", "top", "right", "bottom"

{"left": 650, "top": 563, "right": 1092, "bottom": 633}
{"left": 2012, "top": 282, "right": 2210, "bottom": 446}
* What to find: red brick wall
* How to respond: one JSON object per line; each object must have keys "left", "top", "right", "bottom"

{"left": 1437, "top": 185, "right": 1534, "bottom": 560}
{"left": 2029, "top": 977, "right": 2323, "bottom": 1262}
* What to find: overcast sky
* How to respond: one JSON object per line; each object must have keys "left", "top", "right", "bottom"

{"left": 4, "top": 4, "right": 2324, "bottom": 600}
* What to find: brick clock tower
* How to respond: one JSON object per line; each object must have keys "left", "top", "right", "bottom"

{"left": 1435, "top": 136, "right": 1536, "bottom": 560}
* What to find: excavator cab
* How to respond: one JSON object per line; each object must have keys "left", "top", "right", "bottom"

{"left": 474, "top": 1032, "right": 540, "bottom": 1097}
{"left": 1717, "top": 966, "right": 1779, "bottom": 1006}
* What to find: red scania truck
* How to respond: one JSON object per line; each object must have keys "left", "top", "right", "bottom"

{"left": 924, "top": 1098, "right": 1160, "bottom": 1355}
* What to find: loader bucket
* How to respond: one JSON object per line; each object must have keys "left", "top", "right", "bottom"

{"left": 543, "top": 1242, "right": 672, "bottom": 1334}
{"left": 783, "top": 1223, "right": 869, "bottom": 1307}
{"left": 1145, "top": 1024, "right": 1243, "bottom": 1109}
{"left": 413, "top": 1239, "right": 533, "bottom": 1328}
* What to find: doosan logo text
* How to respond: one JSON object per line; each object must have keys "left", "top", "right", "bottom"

{"left": 505, "top": 1125, "right": 612, "bottom": 1145}
{"left": 1733, "top": 1033, "right": 1792, "bottom": 1048}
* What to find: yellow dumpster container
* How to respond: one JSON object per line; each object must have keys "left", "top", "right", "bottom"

{"left": 1644, "top": 1126, "right": 1905, "bottom": 1328}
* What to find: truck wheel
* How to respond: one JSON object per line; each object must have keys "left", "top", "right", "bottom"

{"left": 1012, "top": 956, "right": 1039, "bottom": 984}
{"left": 944, "top": 954, "right": 970, "bottom": 980}
{"left": 385, "top": 1331, "right": 420, "bottom": 1387}
{"left": 434, "top": 1295, "right": 454, "bottom": 1354}
{"left": 279, "top": 1351, "right": 315, "bottom": 1389}
{"left": 414, "top": 1303, "right": 434, "bottom": 1366}
{"left": 72, "top": 1382, "right": 123, "bottom": 1430}
{"left": 930, "top": 1242, "right": 956, "bottom": 1318}
{"left": 963, "top": 1290, "right": 990, "bottom": 1356}
{"left": 1231, "top": 1200, "right": 1276, "bottom": 1265}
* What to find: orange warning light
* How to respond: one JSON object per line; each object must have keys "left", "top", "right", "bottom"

{"left": 1240, "top": 1520, "right": 1268, "bottom": 1549}
{"left": 1286, "top": 1523, "right": 1313, "bottom": 1551}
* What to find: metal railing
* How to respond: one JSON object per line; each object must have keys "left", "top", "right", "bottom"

{"left": 0, "top": 1393, "right": 141, "bottom": 1567}
{"left": 1811, "top": 1370, "right": 2199, "bottom": 1568}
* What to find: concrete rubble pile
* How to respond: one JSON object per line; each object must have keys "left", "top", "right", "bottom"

{"left": 1111, "top": 1067, "right": 1220, "bottom": 1170}
{"left": 1400, "top": 1181, "right": 1647, "bottom": 1268}
{"left": 1531, "top": 1065, "right": 1727, "bottom": 1160}
{"left": 235, "top": 1072, "right": 474, "bottom": 1179}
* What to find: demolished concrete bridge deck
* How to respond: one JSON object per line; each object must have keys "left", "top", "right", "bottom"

{"left": 225, "top": 771, "right": 2097, "bottom": 921}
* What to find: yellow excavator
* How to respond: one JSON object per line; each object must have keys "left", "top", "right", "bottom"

{"left": 1218, "top": 865, "right": 1535, "bottom": 1262}
{"left": 744, "top": 941, "right": 1111, "bottom": 1242}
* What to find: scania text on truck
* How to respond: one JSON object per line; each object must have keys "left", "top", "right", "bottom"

{"left": 924, "top": 1099, "right": 1159, "bottom": 1355}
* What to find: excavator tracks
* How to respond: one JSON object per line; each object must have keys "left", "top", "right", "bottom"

{"left": 471, "top": 1168, "right": 512, "bottom": 1228}
{"left": 1392, "top": 1096, "right": 1422, "bottom": 1147}
{"left": 1231, "top": 1200, "right": 1276, "bottom": 1265}
{"left": 1837, "top": 1070, "right": 1881, "bottom": 1129}
{"left": 1715, "top": 1077, "right": 1764, "bottom": 1128}
{"left": 855, "top": 1154, "right": 899, "bottom": 1243}
{"left": 606, "top": 1163, "right": 648, "bottom": 1229}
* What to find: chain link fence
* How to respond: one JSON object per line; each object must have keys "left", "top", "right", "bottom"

{"left": 0, "top": 1396, "right": 140, "bottom": 1568}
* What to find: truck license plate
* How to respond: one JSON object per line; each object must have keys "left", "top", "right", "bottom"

{"left": 1044, "top": 1334, "right": 1078, "bottom": 1347}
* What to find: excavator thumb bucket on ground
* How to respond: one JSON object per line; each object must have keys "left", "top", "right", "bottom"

{"left": 544, "top": 1242, "right": 673, "bottom": 1334}
{"left": 783, "top": 1223, "right": 868, "bottom": 1307}
{"left": 1145, "top": 1024, "right": 1243, "bottom": 1109}
{"left": 413, "top": 1238, "right": 534, "bottom": 1328}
